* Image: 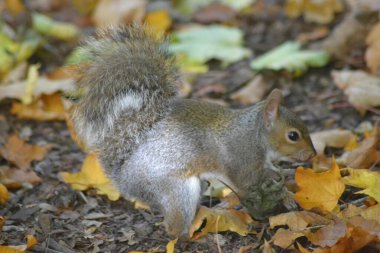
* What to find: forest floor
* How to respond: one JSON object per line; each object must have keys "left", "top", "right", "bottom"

{"left": 1, "top": 0, "right": 380, "bottom": 252}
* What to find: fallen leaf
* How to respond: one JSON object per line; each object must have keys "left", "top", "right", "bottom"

{"left": 338, "top": 127, "right": 380, "bottom": 169}
{"left": 306, "top": 217, "right": 347, "bottom": 247}
{"left": 193, "top": 3, "right": 236, "bottom": 24}
{"left": 5, "top": 0, "right": 25, "bottom": 16}
{"left": 263, "top": 240, "right": 276, "bottom": 253}
{"left": 361, "top": 204, "right": 380, "bottom": 223}
{"left": 60, "top": 153, "right": 121, "bottom": 201}
{"left": 189, "top": 206, "right": 253, "bottom": 239}
{"left": 32, "top": 13, "right": 79, "bottom": 41}
{"left": 0, "top": 165, "right": 42, "bottom": 190}
{"left": 285, "top": 0, "right": 343, "bottom": 24}
{"left": 230, "top": 75, "right": 270, "bottom": 105}
{"left": 0, "top": 233, "right": 37, "bottom": 253}
{"left": 0, "top": 216, "right": 4, "bottom": 230}
{"left": 342, "top": 168, "right": 380, "bottom": 203}
{"left": 25, "top": 235, "right": 37, "bottom": 249}
{"left": 203, "top": 180, "right": 232, "bottom": 198}
{"left": 166, "top": 238, "right": 177, "bottom": 253}
{"left": 269, "top": 211, "right": 330, "bottom": 231}
{"left": 250, "top": 42, "right": 329, "bottom": 76}
{"left": 92, "top": 0, "right": 147, "bottom": 26}
{"left": 145, "top": 10, "right": 172, "bottom": 34}
{"left": 0, "top": 77, "right": 75, "bottom": 102}
{"left": 21, "top": 64, "right": 39, "bottom": 105}
{"left": 0, "top": 134, "right": 48, "bottom": 170}
{"left": 170, "top": 25, "right": 251, "bottom": 73}
{"left": 175, "top": 0, "right": 254, "bottom": 15}
{"left": 310, "top": 129, "right": 354, "bottom": 155}
{"left": 11, "top": 94, "right": 66, "bottom": 121}
{"left": 366, "top": 22, "right": 380, "bottom": 76}
{"left": 0, "top": 184, "right": 10, "bottom": 204}
{"left": 272, "top": 228, "right": 304, "bottom": 248}
{"left": 297, "top": 27, "right": 329, "bottom": 43}
{"left": 294, "top": 158, "right": 345, "bottom": 212}
{"left": 297, "top": 242, "right": 312, "bottom": 253}
{"left": 332, "top": 70, "right": 380, "bottom": 114}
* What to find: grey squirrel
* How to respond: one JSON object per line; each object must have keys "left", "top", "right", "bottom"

{"left": 69, "top": 26, "right": 316, "bottom": 238}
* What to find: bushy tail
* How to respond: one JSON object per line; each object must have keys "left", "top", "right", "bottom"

{"left": 71, "top": 26, "right": 179, "bottom": 150}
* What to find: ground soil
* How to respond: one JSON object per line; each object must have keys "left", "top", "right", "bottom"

{"left": 1, "top": 1, "right": 380, "bottom": 252}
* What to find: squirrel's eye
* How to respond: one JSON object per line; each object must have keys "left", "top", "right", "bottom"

{"left": 287, "top": 131, "right": 300, "bottom": 142}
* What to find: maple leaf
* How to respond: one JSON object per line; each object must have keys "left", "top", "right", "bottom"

{"left": 60, "top": 153, "right": 120, "bottom": 201}
{"left": 0, "top": 134, "right": 49, "bottom": 170}
{"left": 341, "top": 168, "right": 380, "bottom": 202}
{"left": 189, "top": 206, "right": 253, "bottom": 239}
{"left": 294, "top": 158, "right": 345, "bottom": 212}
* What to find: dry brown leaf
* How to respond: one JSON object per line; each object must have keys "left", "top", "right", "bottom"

{"left": 297, "top": 27, "right": 329, "bottom": 43}
{"left": 0, "top": 165, "right": 42, "bottom": 190}
{"left": 0, "top": 234, "right": 37, "bottom": 253}
{"left": 285, "top": 0, "right": 343, "bottom": 24}
{"left": 310, "top": 129, "right": 354, "bottom": 155}
{"left": 0, "top": 216, "right": 4, "bottom": 230}
{"left": 230, "top": 75, "right": 270, "bottom": 105}
{"left": 338, "top": 125, "right": 380, "bottom": 169}
{"left": 193, "top": 3, "right": 236, "bottom": 24}
{"left": 294, "top": 158, "right": 345, "bottom": 212}
{"left": 189, "top": 206, "right": 253, "bottom": 239}
{"left": 269, "top": 211, "right": 330, "bottom": 231}
{"left": 332, "top": 70, "right": 380, "bottom": 114}
{"left": 92, "top": 0, "right": 147, "bottom": 26}
{"left": 306, "top": 217, "right": 347, "bottom": 247}
{"left": 272, "top": 228, "right": 304, "bottom": 248}
{"left": 0, "top": 134, "right": 48, "bottom": 170}
{"left": 366, "top": 22, "right": 380, "bottom": 76}
{"left": 11, "top": 94, "right": 66, "bottom": 121}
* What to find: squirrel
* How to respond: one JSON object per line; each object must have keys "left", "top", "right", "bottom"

{"left": 69, "top": 25, "right": 317, "bottom": 238}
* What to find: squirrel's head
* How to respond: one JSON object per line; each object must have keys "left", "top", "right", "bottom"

{"left": 263, "top": 89, "right": 316, "bottom": 162}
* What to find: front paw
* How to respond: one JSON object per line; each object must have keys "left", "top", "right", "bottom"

{"left": 282, "top": 189, "right": 297, "bottom": 210}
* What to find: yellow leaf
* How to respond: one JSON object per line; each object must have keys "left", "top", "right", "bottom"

{"left": 285, "top": 0, "right": 343, "bottom": 24}
{"left": 145, "top": 10, "right": 172, "bottom": 34}
{"left": 0, "top": 184, "right": 10, "bottom": 204}
{"left": 342, "top": 168, "right": 380, "bottom": 202}
{"left": 21, "top": 64, "right": 40, "bottom": 105}
{"left": 166, "top": 238, "right": 177, "bottom": 253}
{"left": 272, "top": 228, "right": 304, "bottom": 248}
{"left": 189, "top": 206, "right": 253, "bottom": 239}
{"left": 366, "top": 22, "right": 380, "bottom": 76}
{"left": 263, "top": 240, "right": 275, "bottom": 253}
{"left": 0, "top": 246, "right": 27, "bottom": 253}
{"left": 26, "top": 235, "right": 37, "bottom": 249}
{"left": 11, "top": 94, "right": 66, "bottom": 121}
{"left": 61, "top": 153, "right": 120, "bottom": 201}
{"left": 294, "top": 158, "right": 345, "bottom": 212}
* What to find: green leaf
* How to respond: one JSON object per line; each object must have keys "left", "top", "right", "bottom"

{"left": 176, "top": 0, "right": 255, "bottom": 15}
{"left": 170, "top": 25, "right": 251, "bottom": 73}
{"left": 250, "top": 41, "right": 329, "bottom": 76}
{"left": 32, "top": 13, "right": 79, "bottom": 41}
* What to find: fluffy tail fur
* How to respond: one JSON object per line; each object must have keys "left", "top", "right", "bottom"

{"left": 71, "top": 26, "right": 179, "bottom": 149}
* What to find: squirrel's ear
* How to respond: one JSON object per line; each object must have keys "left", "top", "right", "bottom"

{"left": 264, "top": 89, "right": 282, "bottom": 128}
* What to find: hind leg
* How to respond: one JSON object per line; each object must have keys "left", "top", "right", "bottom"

{"left": 159, "top": 176, "right": 201, "bottom": 238}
